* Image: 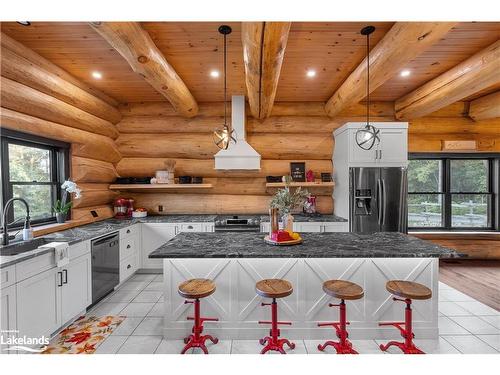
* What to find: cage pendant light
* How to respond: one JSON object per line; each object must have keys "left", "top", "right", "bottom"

{"left": 213, "top": 25, "right": 237, "bottom": 150}
{"left": 355, "top": 25, "right": 380, "bottom": 151}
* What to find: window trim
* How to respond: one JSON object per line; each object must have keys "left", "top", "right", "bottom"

{"left": 1, "top": 129, "right": 70, "bottom": 229}
{"left": 408, "top": 153, "right": 498, "bottom": 231}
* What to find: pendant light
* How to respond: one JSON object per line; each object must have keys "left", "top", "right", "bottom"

{"left": 355, "top": 25, "right": 380, "bottom": 151}
{"left": 213, "top": 25, "right": 237, "bottom": 150}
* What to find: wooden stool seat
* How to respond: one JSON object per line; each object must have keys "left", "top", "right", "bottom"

{"left": 386, "top": 280, "right": 432, "bottom": 300}
{"left": 322, "top": 280, "right": 364, "bottom": 300}
{"left": 256, "top": 279, "right": 293, "bottom": 299}
{"left": 178, "top": 278, "right": 216, "bottom": 299}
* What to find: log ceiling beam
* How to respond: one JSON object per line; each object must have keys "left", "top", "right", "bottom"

{"left": 395, "top": 40, "right": 500, "bottom": 120}
{"left": 325, "top": 22, "right": 456, "bottom": 118}
{"left": 90, "top": 22, "right": 198, "bottom": 117}
{"left": 469, "top": 91, "right": 500, "bottom": 121}
{"left": 242, "top": 22, "right": 291, "bottom": 119}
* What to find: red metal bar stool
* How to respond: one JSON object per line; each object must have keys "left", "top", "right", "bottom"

{"left": 378, "top": 280, "right": 432, "bottom": 354}
{"left": 178, "top": 278, "right": 219, "bottom": 354}
{"left": 317, "top": 280, "right": 364, "bottom": 354}
{"left": 256, "top": 278, "right": 296, "bottom": 354}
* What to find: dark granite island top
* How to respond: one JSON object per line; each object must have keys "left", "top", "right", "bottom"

{"left": 149, "top": 232, "right": 463, "bottom": 259}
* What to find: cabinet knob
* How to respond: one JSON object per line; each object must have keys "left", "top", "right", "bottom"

{"left": 127, "top": 264, "right": 131, "bottom": 269}
{"left": 187, "top": 225, "right": 193, "bottom": 229}
{"left": 126, "top": 229, "right": 131, "bottom": 234}
{"left": 127, "top": 244, "right": 131, "bottom": 249}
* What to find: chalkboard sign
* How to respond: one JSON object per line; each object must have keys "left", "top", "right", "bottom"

{"left": 290, "top": 162, "right": 306, "bottom": 182}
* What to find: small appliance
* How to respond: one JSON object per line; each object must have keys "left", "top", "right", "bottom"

{"left": 114, "top": 198, "right": 134, "bottom": 219}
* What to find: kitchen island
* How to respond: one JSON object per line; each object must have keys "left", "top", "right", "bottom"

{"left": 150, "top": 232, "right": 462, "bottom": 340}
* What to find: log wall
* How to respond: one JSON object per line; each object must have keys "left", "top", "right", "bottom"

{"left": 1, "top": 38, "right": 122, "bottom": 221}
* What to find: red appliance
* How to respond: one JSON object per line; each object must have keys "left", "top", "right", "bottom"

{"left": 114, "top": 198, "right": 134, "bottom": 219}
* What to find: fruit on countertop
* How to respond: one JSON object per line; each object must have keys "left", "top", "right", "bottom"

{"left": 270, "top": 230, "right": 301, "bottom": 242}
{"left": 135, "top": 207, "right": 147, "bottom": 212}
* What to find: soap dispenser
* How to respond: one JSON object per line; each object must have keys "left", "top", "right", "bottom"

{"left": 22, "top": 216, "right": 33, "bottom": 241}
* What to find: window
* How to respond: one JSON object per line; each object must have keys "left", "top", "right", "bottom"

{"left": 408, "top": 154, "right": 497, "bottom": 230}
{"left": 1, "top": 129, "right": 69, "bottom": 228}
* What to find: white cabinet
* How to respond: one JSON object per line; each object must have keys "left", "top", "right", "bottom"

{"left": 261, "top": 221, "right": 348, "bottom": 233}
{"left": 61, "top": 252, "right": 92, "bottom": 324}
{"left": 1, "top": 284, "right": 17, "bottom": 353}
{"left": 16, "top": 243, "right": 92, "bottom": 339}
{"left": 16, "top": 267, "right": 61, "bottom": 339}
{"left": 141, "top": 223, "right": 177, "bottom": 269}
{"left": 119, "top": 226, "right": 141, "bottom": 282}
{"left": 334, "top": 122, "right": 408, "bottom": 167}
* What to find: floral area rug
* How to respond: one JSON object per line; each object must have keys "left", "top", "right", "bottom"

{"left": 41, "top": 315, "right": 125, "bottom": 354}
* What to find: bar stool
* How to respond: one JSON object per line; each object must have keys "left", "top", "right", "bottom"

{"left": 178, "top": 278, "right": 219, "bottom": 354}
{"left": 256, "top": 278, "right": 296, "bottom": 354}
{"left": 317, "top": 280, "right": 364, "bottom": 354}
{"left": 378, "top": 280, "right": 432, "bottom": 354}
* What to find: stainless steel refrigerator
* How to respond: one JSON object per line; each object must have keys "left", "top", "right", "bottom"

{"left": 349, "top": 167, "right": 408, "bottom": 233}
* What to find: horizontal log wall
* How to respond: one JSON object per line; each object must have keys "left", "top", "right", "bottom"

{"left": 1, "top": 38, "right": 122, "bottom": 221}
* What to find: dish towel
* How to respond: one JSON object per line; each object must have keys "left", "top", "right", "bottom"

{"left": 40, "top": 242, "right": 70, "bottom": 267}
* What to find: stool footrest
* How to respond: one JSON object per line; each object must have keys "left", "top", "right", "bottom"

{"left": 258, "top": 320, "right": 292, "bottom": 326}
{"left": 187, "top": 316, "right": 219, "bottom": 322}
{"left": 317, "top": 321, "right": 350, "bottom": 327}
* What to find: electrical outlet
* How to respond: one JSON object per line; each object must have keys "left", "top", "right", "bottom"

{"left": 158, "top": 205, "right": 163, "bottom": 212}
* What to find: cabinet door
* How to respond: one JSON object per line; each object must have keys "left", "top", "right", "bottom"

{"left": 349, "top": 129, "right": 377, "bottom": 164}
{"left": 1, "top": 285, "right": 17, "bottom": 353}
{"left": 141, "top": 224, "right": 177, "bottom": 269}
{"left": 61, "top": 253, "right": 92, "bottom": 324}
{"left": 322, "top": 223, "right": 349, "bottom": 232}
{"left": 378, "top": 128, "right": 407, "bottom": 164}
{"left": 16, "top": 267, "right": 61, "bottom": 339}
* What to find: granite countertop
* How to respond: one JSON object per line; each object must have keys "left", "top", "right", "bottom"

{"left": 149, "top": 232, "right": 463, "bottom": 259}
{"left": 260, "top": 214, "right": 347, "bottom": 222}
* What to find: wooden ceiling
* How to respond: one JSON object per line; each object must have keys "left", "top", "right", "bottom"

{"left": 1, "top": 21, "right": 499, "bottom": 104}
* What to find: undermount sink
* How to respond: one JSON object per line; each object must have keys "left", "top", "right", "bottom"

{"left": 0, "top": 237, "right": 69, "bottom": 256}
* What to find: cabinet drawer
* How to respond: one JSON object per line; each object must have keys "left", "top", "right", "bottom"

{"left": 295, "top": 222, "right": 322, "bottom": 232}
{"left": 120, "top": 254, "right": 138, "bottom": 283}
{"left": 69, "top": 241, "right": 90, "bottom": 260}
{"left": 120, "top": 236, "right": 137, "bottom": 261}
{"left": 0, "top": 265, "right": 16, "bottom": 289}
{"left": 16, "top": 252, "right": 55, "bottom": 282}
{"left": 178, "top": 223, "right": 203, "bottom": 232}
{"left": 120, "top": 225, "right": 139, "bottom": 239}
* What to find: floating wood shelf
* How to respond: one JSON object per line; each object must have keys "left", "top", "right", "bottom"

{"left": 109, "top": 184, "right": 213, "bottom": 193}
{"left": 265, "top": 181, "right": 334, "bottom": 194}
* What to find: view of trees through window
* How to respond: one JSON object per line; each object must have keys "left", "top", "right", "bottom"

{"left": 408, "top": 158, "right": 490, "bottom": 228}
{"left": 8, "top": 143, "right": 55, "bottom": 222}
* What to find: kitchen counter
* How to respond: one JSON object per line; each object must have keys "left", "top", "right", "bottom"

{"left": 149, "top": 232, "right": 462, "bottom": 259}
{"left": 260, "top": 214, "right": 347, "bottom": 222}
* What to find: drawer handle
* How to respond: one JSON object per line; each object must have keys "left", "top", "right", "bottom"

{"left": 126, "top": 229, "right": 131, "bottom": 234}
{"left": 187, "top": 225, "right": 193, "bottom": 229}
{"left": 127, "top": 244, "right": 131, "bottom": 249}
{"left": 63, "top": 269, "right": 68, "bottom": 284}
{"left": 127, "top": 264, "right": 131, "bottom": 269}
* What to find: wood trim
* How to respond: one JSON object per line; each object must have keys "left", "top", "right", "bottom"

{"left": 325, "top": 22, "right": 455, "bottom": 118}
{"left": 90, "top": 22, "right": 198, "bottom": 117}
{"left": 469, "top": 91, "right": 500, "bottom": 121}
{"left": 395, "top": 40, "right": 500, "bottom": 120}
{"left": 242, "top": 22, "right": 291, "bottom": 119}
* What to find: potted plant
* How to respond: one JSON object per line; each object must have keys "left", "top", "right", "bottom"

{"left": 53, "top": 180, "right": 82, "bottom": 223}
{"left": 269, "top": 176, "right": 309, "bottom": 232}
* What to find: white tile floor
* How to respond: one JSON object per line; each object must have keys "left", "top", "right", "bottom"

{"left": 86, "top": 274, "right": 499, "bottom": 354}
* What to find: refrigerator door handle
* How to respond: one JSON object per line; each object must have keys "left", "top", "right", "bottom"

{"left": 376, "top": 178, "right": 383, "bottom": 225}
{"left": 381, "top": 178, "right": 386, "bottom": 226}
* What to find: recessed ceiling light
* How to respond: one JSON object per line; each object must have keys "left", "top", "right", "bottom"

{"left": 16, "top": 21, "right": 31, "bottom": 26}
{"left": 91, "top": 71, "right": 103, "bottom": 79}
{"left": 306, "top": 70, "right": 316, "bottom": 78}
{"left": 400, "top": 70, "right": 411, "bottom": 77}
{"left": 210, "top": 70, "right": 220, "bottom": 78}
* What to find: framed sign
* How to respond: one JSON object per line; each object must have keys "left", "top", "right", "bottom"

{"left": 290, "top": 162, "right": 306, "bottom": 182}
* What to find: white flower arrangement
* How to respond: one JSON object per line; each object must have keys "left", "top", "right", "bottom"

{"left": 53, "top": 180, "right": 82, "bottom": 214}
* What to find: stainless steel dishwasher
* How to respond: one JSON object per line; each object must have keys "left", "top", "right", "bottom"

{"left": 91, "top": 232, "right": 120, "bottom": 304}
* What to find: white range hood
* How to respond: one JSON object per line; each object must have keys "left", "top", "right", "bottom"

{"left": 214, "top": 95, "right": 261, "bottom": 170}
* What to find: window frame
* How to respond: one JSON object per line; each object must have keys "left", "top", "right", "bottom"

{"left": 1, "top": 129, "right": 70, "bottom": 229}
{"left": 408, "top": 153, "right": 498, "bottom": 231}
